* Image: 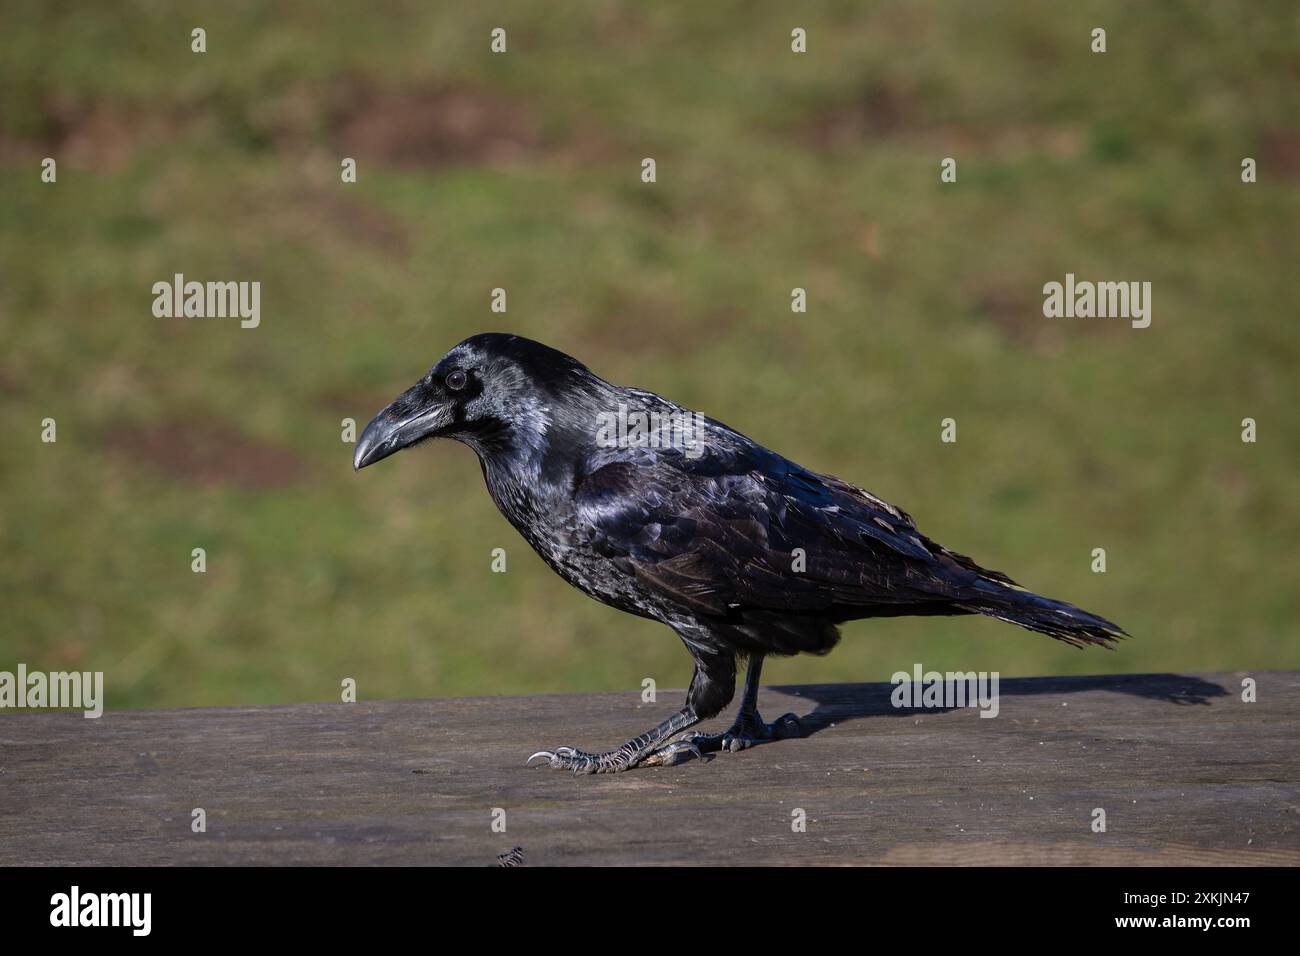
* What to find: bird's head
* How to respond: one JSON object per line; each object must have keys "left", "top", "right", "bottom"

{"left": 353, "top": 332, "right": 598, "bottom": 471}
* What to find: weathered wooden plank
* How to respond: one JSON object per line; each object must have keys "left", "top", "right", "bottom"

{"left": 1, "top": 671, "right": 1296, "bottom": 865}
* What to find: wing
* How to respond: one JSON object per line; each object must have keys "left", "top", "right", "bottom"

{"left": 573, "top": 439, "right": 1005, "bottom": 628}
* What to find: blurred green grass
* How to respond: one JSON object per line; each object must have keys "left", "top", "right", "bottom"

{"left": 1, "top": 1, "right": 1297, "bottom": 709}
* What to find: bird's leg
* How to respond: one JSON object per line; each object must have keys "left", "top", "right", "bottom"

{"left": 527, "top": 647, "right": 734, "bottom": 773}
{"left": 687, "top": 656, "right": 803, "bottom": 754}
{"left": 527, "top": 705, "right": 701, "bottom": 774}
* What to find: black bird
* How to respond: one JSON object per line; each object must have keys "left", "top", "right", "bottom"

{"left": 354, "top": 333, "right": 1126, "bottom": 773}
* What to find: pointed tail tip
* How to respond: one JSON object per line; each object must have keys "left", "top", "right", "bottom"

{"left": 967, "top": 592, "right": 1129, "bottom": 649}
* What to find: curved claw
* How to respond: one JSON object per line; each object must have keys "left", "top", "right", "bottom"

{"left": 641, "top": 738, "right": 706, "bottom": 767}
{"left": 666, "top": 740, "right": 704, "bottom": 763}
{"left": 526, "top": 745, "right": 598, "bottom": 772}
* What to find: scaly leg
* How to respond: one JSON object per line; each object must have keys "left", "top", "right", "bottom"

{"left": 527, "top": 645, "right": 734, "bottom": 774}
{"left": 526, "top": 706, "right": 703, "bottom": 774}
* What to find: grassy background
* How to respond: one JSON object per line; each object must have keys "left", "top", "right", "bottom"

{"left": 1, "top": 1, "right": 1297, "bottom": 709}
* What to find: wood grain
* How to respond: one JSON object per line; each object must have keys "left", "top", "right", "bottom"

{"left": 1, "top": 671, "right": 1296, "bottom": 865}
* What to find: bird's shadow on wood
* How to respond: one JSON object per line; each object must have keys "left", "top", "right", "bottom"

{"left": 766, "top": 672, "right": 1232, "bottom": 738}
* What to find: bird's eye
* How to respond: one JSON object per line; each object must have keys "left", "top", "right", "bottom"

{"left": 446, "top": 370, "right": 468, "bottom": 391}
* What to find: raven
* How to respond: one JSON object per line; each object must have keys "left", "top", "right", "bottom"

{"left": 355, "top": 333, "right": 1126, "bottom": 773}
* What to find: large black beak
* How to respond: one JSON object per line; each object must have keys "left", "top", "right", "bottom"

{"left": 353, "top": 393, "right": 453, "bottom": 471}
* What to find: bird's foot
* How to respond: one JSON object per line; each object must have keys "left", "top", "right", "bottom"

{"left": 688, "top": 710, "right": 804, "bottom": 754}
{"left": 526, "top": 745, "right": 633, "bottom": 774}
{"left": 526, "top": 706, "right": 704, "bottom": 773}
{"left": 526, "top": 738, "right": 705, "bottom": 773}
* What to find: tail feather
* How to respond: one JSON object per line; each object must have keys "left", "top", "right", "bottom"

{"left": 960, "top": 582, "right": 1128, "bottom": 650}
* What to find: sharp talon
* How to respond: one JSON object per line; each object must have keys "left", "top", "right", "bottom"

{"left": 672, "top": 741, "right": 703, "bottom": 762}
{"left": 526, "top": 751, "right": 555, "bottom": 765}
